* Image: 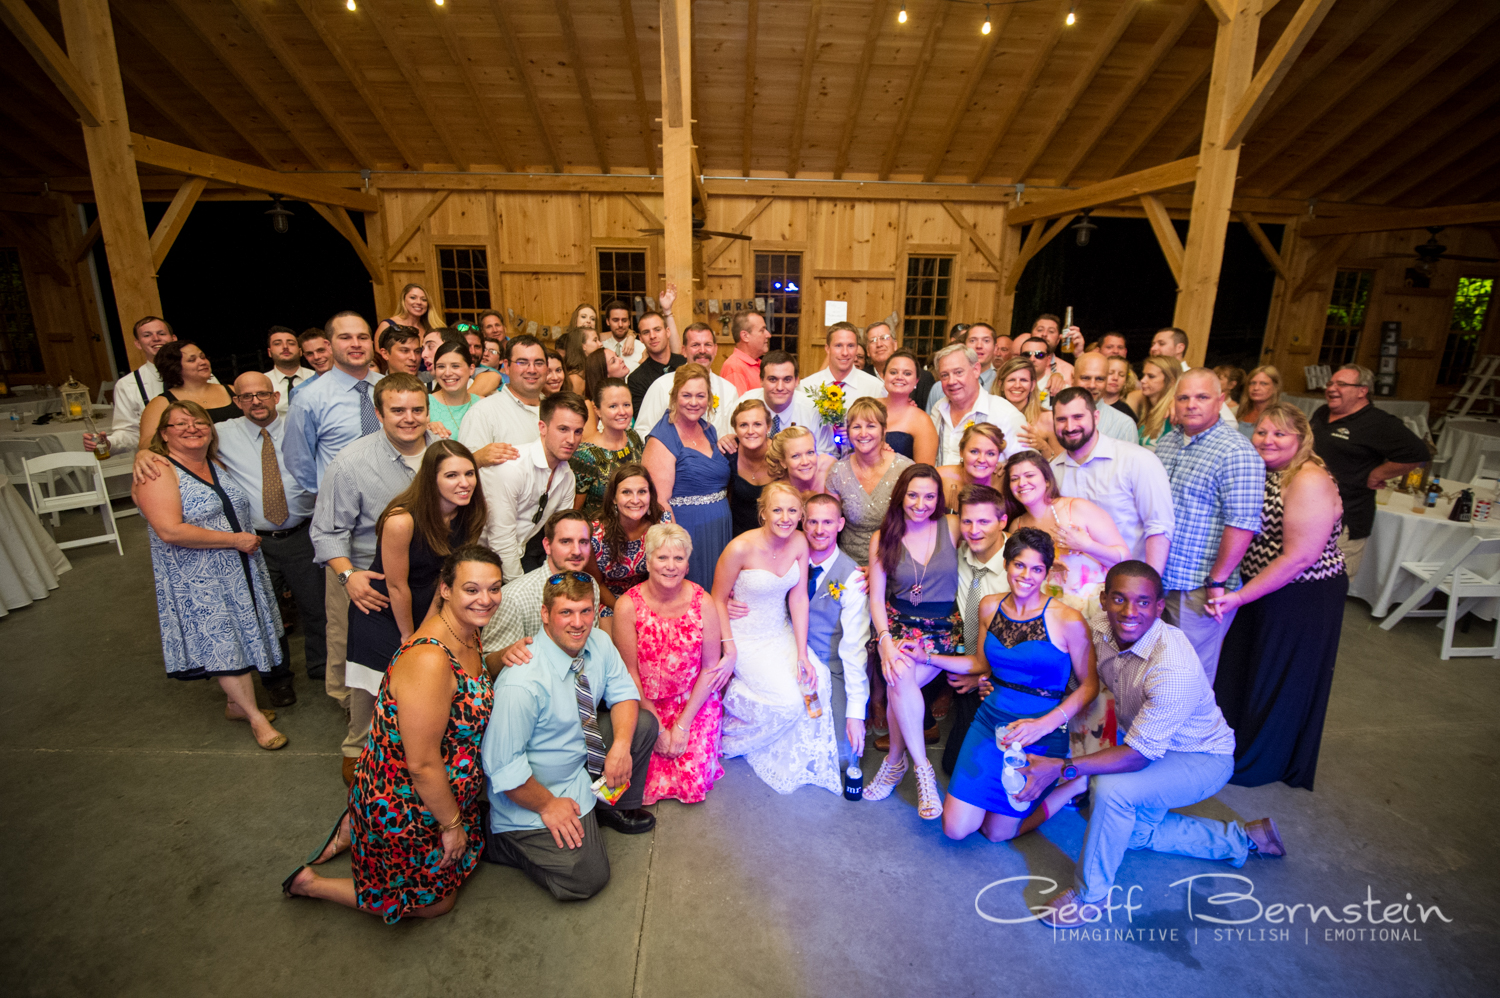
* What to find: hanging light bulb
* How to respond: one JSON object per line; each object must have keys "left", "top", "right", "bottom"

{"left": 434, "top": 0, "right": 443, "bottom": 5}
{"left": 1072, "top": 209, "right": 1096, "bottom": 247}
{"left": 345, "top": 0, "right": 355, "bottom": 9}
{"left": 982, "top": 4, "right": 991, "bottom": 33}
{"left": 266, "top": 194, "right": 293, "bottom": 235}
{"left": 1066, "top": 6, "right": 1076, "bottom": 25}
{"left": 898, "top": 3, "right": 907, "bottom": 23}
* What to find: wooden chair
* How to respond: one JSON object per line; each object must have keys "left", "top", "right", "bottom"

{"left": 20, "top": 451, "right": 125, "bottom": 556}
{"left": 1380, "top": 535, "right": 1500, "bottom": 659}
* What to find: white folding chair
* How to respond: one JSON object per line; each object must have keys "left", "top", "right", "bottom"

{"left": 95, "top": 453, "right": 140, "bottom": 518}
{"left": 21, "top": 451, "right": 124, "bottom": 556}
{"left": 1471, "top": 439, "right": 1500, "bottom": 490}
{"left": 1379, "top": 536, "right": 1500, "bottom": 659}
{"left": 96, "top": 380, "right": 116, "bottom": 405}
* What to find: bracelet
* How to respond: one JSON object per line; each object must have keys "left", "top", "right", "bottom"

{"left": 721, "top": 638, "right": 736, "bottom": 645}
{"left": 439, "top": 812, "right": 463, "bottom": 832}
{"left": 1055, "top": 708, "right": 1070, "bottom": 729}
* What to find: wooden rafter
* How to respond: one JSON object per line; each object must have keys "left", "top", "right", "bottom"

{"left": 359, "top": 0, "right": 467, "bottom": 169}
{"left": 0, "top": 0, "right": 100, "bottom": 125}
{"left": 117, "top": 61, "right": 225, "bottom": 157}
{"left": 703, "top": 196, "right": 772, "bottom": 269}
{"left": 1379, "top": 109, "right": 1500, "bottom": 206}
{"left": 741, "top": 0, "right": 758, "bottom": 177}
{"left": 1103, "top": 49, "right": 1212, "bottom": 177}
{"left": 1004, "top": 216, "right": 1074, "bottom": 294}
{"left": 1302, "top": 202, "right": 1500, "bottom": 239}
{"left": 227, "top": 0, "right": 375, "bottom": 169}
{"left": 131, "top": 133, "right": 378, "bottom": 211}
{"left": 1140, "top": 194, "right": 1184, "bottom": 284}
{"left": 879, "top": 0, "right": 947, "bottom": 180}
{"left": 290, "top": 0, "right": 422, "bottom": 169}
{"left": 969, "top": 11, "right": 1067, "bottom": 183}
{"left": 157, "top": 0, "right": 333, "bottom": 170}
{"left": 309, "top": 202, "right": 383, "bottom": 284}
{"left": 619, "top": 0, "right": 655, "bottom": 175}
{"left": 1239, "top": 0, "right": 1458, "bottom": 182}
{"left": 555, "top": 0, "right": 610, "bottom": 174}
{"left": 1202, "top": 0, "right": 1232, "bottom": 24}
{"left": 1264, "top": 17, "right": 1500, "bottom": 197}
{"left": 1236, "top": 211, "right": 1288, "bottom": 282}
{"left": 0, "top": 100, "right": 88, "bottom": 171}
{"left": 785, "top": 0, "right": 823, "bottom": 179}
{"left": 384, "top": 191, "right": 450, "bottom": 265}
{"left": 427, "top": 3, "right": 513, "bottom": 171}
{"left": 833, "top": 0, "right": 887, "bottom": 179}
{"left": 940, "top": 202, "right": 1002, "bottom": 274}
{"left": 1010, "top": 0, "right": 1143, "bottom": 184}
{"left": 1425, "top": 153, "right": 1500, "bottom": 208}
{"left": 1220, "top": 0, "right": 1338, "bottom": 151}
{"left": 1058, "top": 0, "right": 1201, "bottom": 185}
{"left": 148, "top": 176, "right": 206, "bottom": 269}
{"left": 1009, "top": 156, "right": 1198, "bottom": 225}
{"left": 1336, "top": 79, "right": 1500, "bottom": 202}
{"left": 921, "top": 13, "right": 1002, "bottom": 182}
{"left": 488, "top": 0, "right": 561, "bottom": 173}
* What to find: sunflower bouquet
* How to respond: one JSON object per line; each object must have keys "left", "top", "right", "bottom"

{"left": 805, "top": 383, "right": 850, "bottom": 454}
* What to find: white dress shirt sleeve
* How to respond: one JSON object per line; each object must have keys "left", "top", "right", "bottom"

{"left": 484, "top": 463, "right": 527, "bottom": 583}
{"left": 837, "top": 581, "right": 871, "bottom": 720}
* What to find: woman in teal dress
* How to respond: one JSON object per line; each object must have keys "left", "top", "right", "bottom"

{"left": 572, "top": 376, "right": 644, "bottom": 522}
{"left": 427, "top": 340, "right": 479, "bottom": 438}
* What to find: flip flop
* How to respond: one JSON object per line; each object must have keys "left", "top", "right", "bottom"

{"left": 306, "top": 809, "right": 350, "bottom": 866}
{"left": 281, "top": 864, "right": 309, "bottom": 898}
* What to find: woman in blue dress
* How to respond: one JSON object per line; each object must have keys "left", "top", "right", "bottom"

{"left": 642, "top": 364, "right": 733, "bottom": 591}
{"left": 937, "top": 527, "right": 1098, "bottom": 842}
{"left": 132, "top": 399, "right": 287, "bottom": 750}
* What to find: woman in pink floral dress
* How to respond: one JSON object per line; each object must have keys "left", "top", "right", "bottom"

{"left": 611, "top": 522, "right": 729, "bottom": 804}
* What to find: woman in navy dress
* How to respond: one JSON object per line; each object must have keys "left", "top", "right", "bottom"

{"left": 642, "top": 364, "right": 733, "bottom": 591}
{"left": 940, "top": 527, "right": 1098, "bottom": 842}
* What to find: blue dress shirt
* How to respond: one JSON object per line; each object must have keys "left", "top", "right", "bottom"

{"left": 214, "top": 415, "right": 316, "bottom": 531}
{"left": 1154, "top": 417, "right": 1265, "bottom": 592}
{"left": 481, "top": 626, "right": 641, "bottom": 834}
{"left": 282, "top": 366, "right": 384, "bottom": 493}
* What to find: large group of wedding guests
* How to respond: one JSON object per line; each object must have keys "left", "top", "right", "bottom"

{"left": 96, "top": 283, "right": 1431, "bottom": 928}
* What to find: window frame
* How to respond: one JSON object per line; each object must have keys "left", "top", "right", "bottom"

{"left": 1318, "top": 268, "right": 1375, "bottom": 369}
{"left": 432, "top": 244, "right": 493, "bottom": 327}
{"left": 901, "top": 254, "right": 956, "bottom": 369}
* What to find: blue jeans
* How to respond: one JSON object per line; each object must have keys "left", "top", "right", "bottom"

{"left": 1075, "top": 750, "right": 1248, "bottom": 903}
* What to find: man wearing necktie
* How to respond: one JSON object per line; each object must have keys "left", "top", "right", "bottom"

{"left": 801, "top": 495, "right": 871, "bottom": 768}
{"left": 265, "top": 326, "right": 314, "bottom": 415}
{"left": 942, "top": 484, "right": 1009, "bottom": 775}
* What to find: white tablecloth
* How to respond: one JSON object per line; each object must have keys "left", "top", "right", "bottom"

{"left": 1349, "top": 480, "right": 1500, "bottom": 620}
{"left": 3, "top": 412, "right": 132, "bottom": 500}
{"left": 1434, "top": 420, "right": 1500, "bottom": 485}
{"left": 1284, "top": 395, "right": 1431, "bottom": 441}
{"left": 0, "top": 473, "right": 72, "bottom": 617}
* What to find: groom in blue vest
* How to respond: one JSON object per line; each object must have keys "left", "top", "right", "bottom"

{"left": 803, "top": 494, "right": 872, "bottom": 765}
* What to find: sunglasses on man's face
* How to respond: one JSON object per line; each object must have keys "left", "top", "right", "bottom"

{"left": 546, "top": 571, "right": 593, "bottom": 586}
{"left": 1022, "top": 350, "right": 1049, "bottom": 359}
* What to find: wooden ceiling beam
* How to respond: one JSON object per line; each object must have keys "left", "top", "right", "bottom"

{"left": 1418, "top": 161, "right": 1500, "bottom": 210}
{"left": 226, "top": 0, "right": 376, "bottom": 170}
{"left": 148, "top": 175, "right": 206, "bottom": 269}
{"left": 0, "top": 98, "right": 88, "bottom": 171}
{"left": 1336, "top": 79, "right": 1500, "bottom": 202}
{"left": 785, "top": 0, "right": 822, "bottom": 179}
{"left": 1221, "top": 0, "right": 1337, "bottom": 150}
{"left": 968, "top": 10, "right": 1067, "bottom": 183}
{"left": 488, "top": 0, "right": 562, "bottom": 173}
{"left": 0, "top": 0, "right": 100, "bottom": 125}
{"left": 1238, "top": 0, "right": 1458, "bottom": 181}
{"left": 555, "top": 0, "right": 610, "bottom": 174}
{"left": 428, "top": 2, "right": 513, "bottom": 172}
{"left": 117, "top": 62, "right": 226, "bottom": 156}
{"left": 1373, "top": 113, "right": 1500, "bottom": 206}
{"left": 1101, "top": 51, "right": 1213, "bottom": 177}
{"left": 619, "top": 0, "right": 655, "bottom": 176}
{"left": 1011, "top": 0, "right": 1144, "bottom": 184}
{"left": 156, "top": 0, "right": 332, "bottom": 170}
{"left": 921, "top": 11, "right": 1002, "bottom": 182}
{"left": 1140, "top": 194, "right": 1184, "bottom": 285}
{"left": 1058, "top": 0, "right": 1201, "bottom": 185}
{"left": 879, "top": 0, "right": 947, "bottom": 180}
{"left": 740, "top": 0, "right": 758, "bottom": 177}
{"left": 1009, "top": 155, "right": 1198, "bottom": 225}
{"left": 833, "top": 0, "right": 888, "bottom": 179}
{"left": 1262, "top": 11, "right": 1500, "bottom": 197}
{"left": 0, "top": 193, "right": 62, "bottom": 214}
{"left": 359, "top": 0, "right": 467, "bottom": 170}
{"left": 1301, "top": 201, "right": 1500, "bottom": 238}
{"left": 131, "top": 133, "right": 378, "bottom": 211}
{"left": 290, "top": 0, "right": 422, "bottom": 169}
{"left": 1237, "top": 211, "right": 1289, "bottom": 281}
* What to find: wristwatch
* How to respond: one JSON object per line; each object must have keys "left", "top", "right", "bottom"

{"left": 337, "top": 569, "right": 355, "bottom": 587}
{"left": 1205, "top": 579, "right": 1229, "bottom": 589}
{"left": 1061, "top": 763, "right": 1080, "bottom": 781}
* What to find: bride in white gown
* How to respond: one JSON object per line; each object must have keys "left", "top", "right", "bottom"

{"left": 712, "top": 482, "right": 841, "bottom": 795}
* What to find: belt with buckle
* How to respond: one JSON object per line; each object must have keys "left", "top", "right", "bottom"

{"left": 256, "top": 521, "right": 307, "bottom": 539}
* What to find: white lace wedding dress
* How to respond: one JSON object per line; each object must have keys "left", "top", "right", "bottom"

{"left": 719, "top": 565, "right": 841, "bottom": 795}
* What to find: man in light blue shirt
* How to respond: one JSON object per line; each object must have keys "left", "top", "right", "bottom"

{"left": 282, "top": 311, "right": 382, "bottom": 494}
{"left": 480, "top": 573, "right": 659, "bottom": 900}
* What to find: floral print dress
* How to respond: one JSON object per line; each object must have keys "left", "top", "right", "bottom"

{"left": 626, "top": 583, "right": 724, "bottom": 805}
{"left": 570, "top": 430, "right": 644, "bottom": 522}
{"left": 349, "top": 637, "right": 493, "bottom": 923}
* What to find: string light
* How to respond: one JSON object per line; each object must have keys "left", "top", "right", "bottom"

{"left": 345, "top": 0, "right": 355, "bottom": 9}
{"left": 898, "top": 3, "right": 907, "bottom": 22}
{"left": 435, "top": 0, "right": 443, "bottom": 5}
{"left": 982, "top": 4, "right": 991, "bottom": 33}
{"left": 1066, "top": 5, "right": 1076, "bottom": 24}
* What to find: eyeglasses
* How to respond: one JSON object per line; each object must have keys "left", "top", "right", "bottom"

{"left": 546, "top": 571, "right": 593, "bottom": 586}
{"left": 163, "top": 420, "right": 210, "bottom": 431}
{"left": 868, "top": 333, "right": 895, "bottom": 344}
{"left": 1328, "top": 380, "right": 1363, "bottom": 389}
{"left": 235, "top": 391, "right": 276, "bottom": 402}
{"left": 1021, "top": 350, "right": 1049, "bottom": 359}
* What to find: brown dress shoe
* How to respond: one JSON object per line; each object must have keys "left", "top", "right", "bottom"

{"left": 342, "top": 756, "right": 358, "bottom": 787}
{"left": 1039, "top": 889, "right": 1099, "bottom": 928}
{"left": 1245, "top": 818, "right": 1286, "bottom": 857}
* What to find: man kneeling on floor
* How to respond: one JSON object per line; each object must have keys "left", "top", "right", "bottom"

{"left": 479, "top": 571, "right": 658, "bottom": 900}
{"left": 1018, "top": 560, "right": 1285, "bottom": 928}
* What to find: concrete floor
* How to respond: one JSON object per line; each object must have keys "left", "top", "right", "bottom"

{"left": 2, "top": 509, "right": 1497, "bottom": 997}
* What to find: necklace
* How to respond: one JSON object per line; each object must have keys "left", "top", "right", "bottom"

{"left": 437, "top": 608, "right": 481, "bottom": 653}
{"left": 907, "top": 524, "right": 936, "bottom": 598}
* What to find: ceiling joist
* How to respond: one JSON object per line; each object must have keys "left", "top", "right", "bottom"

{"left": 130, "top": 132, "right": 377, "bottom": 211}
{"left": 0, "top": 0, "right": 100, "bottom": 125}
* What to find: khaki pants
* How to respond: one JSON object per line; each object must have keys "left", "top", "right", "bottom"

{"left": 345, "top": 687, "right": 375, "bottom": 759}
{"left": 1164, "top": 586, "right": 1237, "bottom": 688}
{"left": 1337, "top": 527, "right": 1367, "bottom": 578}
{"left": 323, "top": 565, "right": 350, "bottom": 708}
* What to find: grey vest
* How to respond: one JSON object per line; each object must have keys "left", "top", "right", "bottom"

{"left": 807, "top": 550, "right": 861, "bottom": 677}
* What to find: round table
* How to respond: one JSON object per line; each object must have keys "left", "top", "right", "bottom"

{"left": 1349, "top": 480, "right": 1500, "bottom": 621}
{"left": 3, "top": 409, "right": 132, "bottom": 500}
{"left": 1434, "top": 420, "right": 1500, "bottom": 485}
{"left": 0, "top": 473, "right": 72, "bottom": 617}
{"left": 1283, "top": 395, "right": 1431, "bottom": 441}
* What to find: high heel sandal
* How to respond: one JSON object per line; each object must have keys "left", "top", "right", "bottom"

{"left": 862, "top": 753, "right": 909, "bottom": 801}
{"left": 914, "top": 761, "right": 942, "bottom": 820}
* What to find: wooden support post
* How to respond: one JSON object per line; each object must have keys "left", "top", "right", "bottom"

{"left": 1173, "top": 0, "right": 1262, "bottom": 369}
{"left": 59, "top": 0, "right": 159, "bottom": 370}
{"left": 148, "top": 176, "right": 206, "bottom": 271}
{"left": 1140, "top": 195, "right": 1184, "bottom": 286}
{"left": 660, "top": 0, "right": 694, "bottom": 328}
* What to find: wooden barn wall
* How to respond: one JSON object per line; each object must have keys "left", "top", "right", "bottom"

{"left": 1262, "top": 225, "right": 1500, "bottom": 407}
{"left": 371, "top": 189, "right": 1014, "bottom": 376}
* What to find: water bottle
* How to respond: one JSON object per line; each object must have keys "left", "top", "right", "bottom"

{"left": 1000, "top": 738, "right": 1029, "bottom": 812}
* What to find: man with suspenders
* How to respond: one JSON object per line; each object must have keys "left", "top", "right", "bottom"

{"left": 85, "top": 316, "right": 177, "bottom": 455}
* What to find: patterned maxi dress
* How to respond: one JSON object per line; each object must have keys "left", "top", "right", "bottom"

{"left": 626, "top": 583, "right": 725, "bottom": 804}
{"left": 147, "top": 461, "right": 282, "bottom": 679}
{"left": 349, "top": 637, "right": 494, "bottom": 923}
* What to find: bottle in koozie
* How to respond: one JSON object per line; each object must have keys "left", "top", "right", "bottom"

{"left": 843, "top": 763, "right": 863, "bottom": 800}
{"left": 999, "top": 738, "right": 1029, "bottom": 812}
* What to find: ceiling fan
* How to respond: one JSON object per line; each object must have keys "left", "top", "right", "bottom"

{"left": 638, "top": 217, "right": 752, "bottom": 241}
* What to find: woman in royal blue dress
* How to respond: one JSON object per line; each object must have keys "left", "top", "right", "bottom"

{"left": 642, "top": 364, "right": 732, "bottom": 591}
{"left": 933, "top": 527, "right": 1098, "bottom": 842}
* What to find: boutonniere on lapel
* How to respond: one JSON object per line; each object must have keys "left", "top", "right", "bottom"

{"left": 710, "top": 394, "right": 720, "bottom": 414}
{"left": 825, "top": 581, "right": 845, "bottom": 601}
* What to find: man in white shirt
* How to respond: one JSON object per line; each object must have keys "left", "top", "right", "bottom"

{"left": 481, "top": 392, "right": 587, "bottom": 583}
{"left": 1071, "top": 353, "right": 1138, "bottom": 444}
{"left": 600, "top": 299, "right": 645, "bottom": 373}
{"left": 265, "top": 326, "right": 314, "bottom": 413}
{"left": 930, "top": 344, "right": 1027, "bottom": 466}
{"left": 635, "top": 323, "right": 738, "bottom": 437}
{"left": 87, "top": 315, "right": 176, "bottom": 455}
{"left": 800, "top": 322, "right": 887, "bottom": 407}
{"left": 457, "top": 334, "right": 547, "bottom": 469}
{"left": 738, "top": 351, "right": 836, "bottom": 455}
{"left": 1050, "top": 390, "right": 1173, "bottom": 572}
{"left": 927, "top": 322, "right": 1004, "bottom": 413}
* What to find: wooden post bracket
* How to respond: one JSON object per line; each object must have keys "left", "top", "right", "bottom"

{"left": 148, "top": 176, "right": 206, "bottom": 270}
{"left": 1291, "top": 233, "right": 1357, "bottom": 299}
{"left": 1141, "top": 194, "right": 1185, "bottom": 286}
{"left": 1005, "top": 215, "right": 1076, "bottom": 294}
{"left": 702, "top": 196, "right": 773, "bottom": 270}
{"left": 383, "top": 190, "right": 450, "bottom": 269}
{"left": 1237, "top": 211, "right": 1289, "bottom": 282}
{"left": 310, "top": 203, "right": 384, "bottom": 286}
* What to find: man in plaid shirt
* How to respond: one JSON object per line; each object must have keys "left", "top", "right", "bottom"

{"left": 1153, "top": 369, "right": 1264, "bottom": 684}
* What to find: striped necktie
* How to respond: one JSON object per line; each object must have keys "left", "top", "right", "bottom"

{"left": 571, "top": 655, "right": 607, "bottom": 778}
{"left": 354, "top": 380, "right": 379, "bottom": 437}
{"left": 964, "top": 563, "right": 988, "bottom": 654}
